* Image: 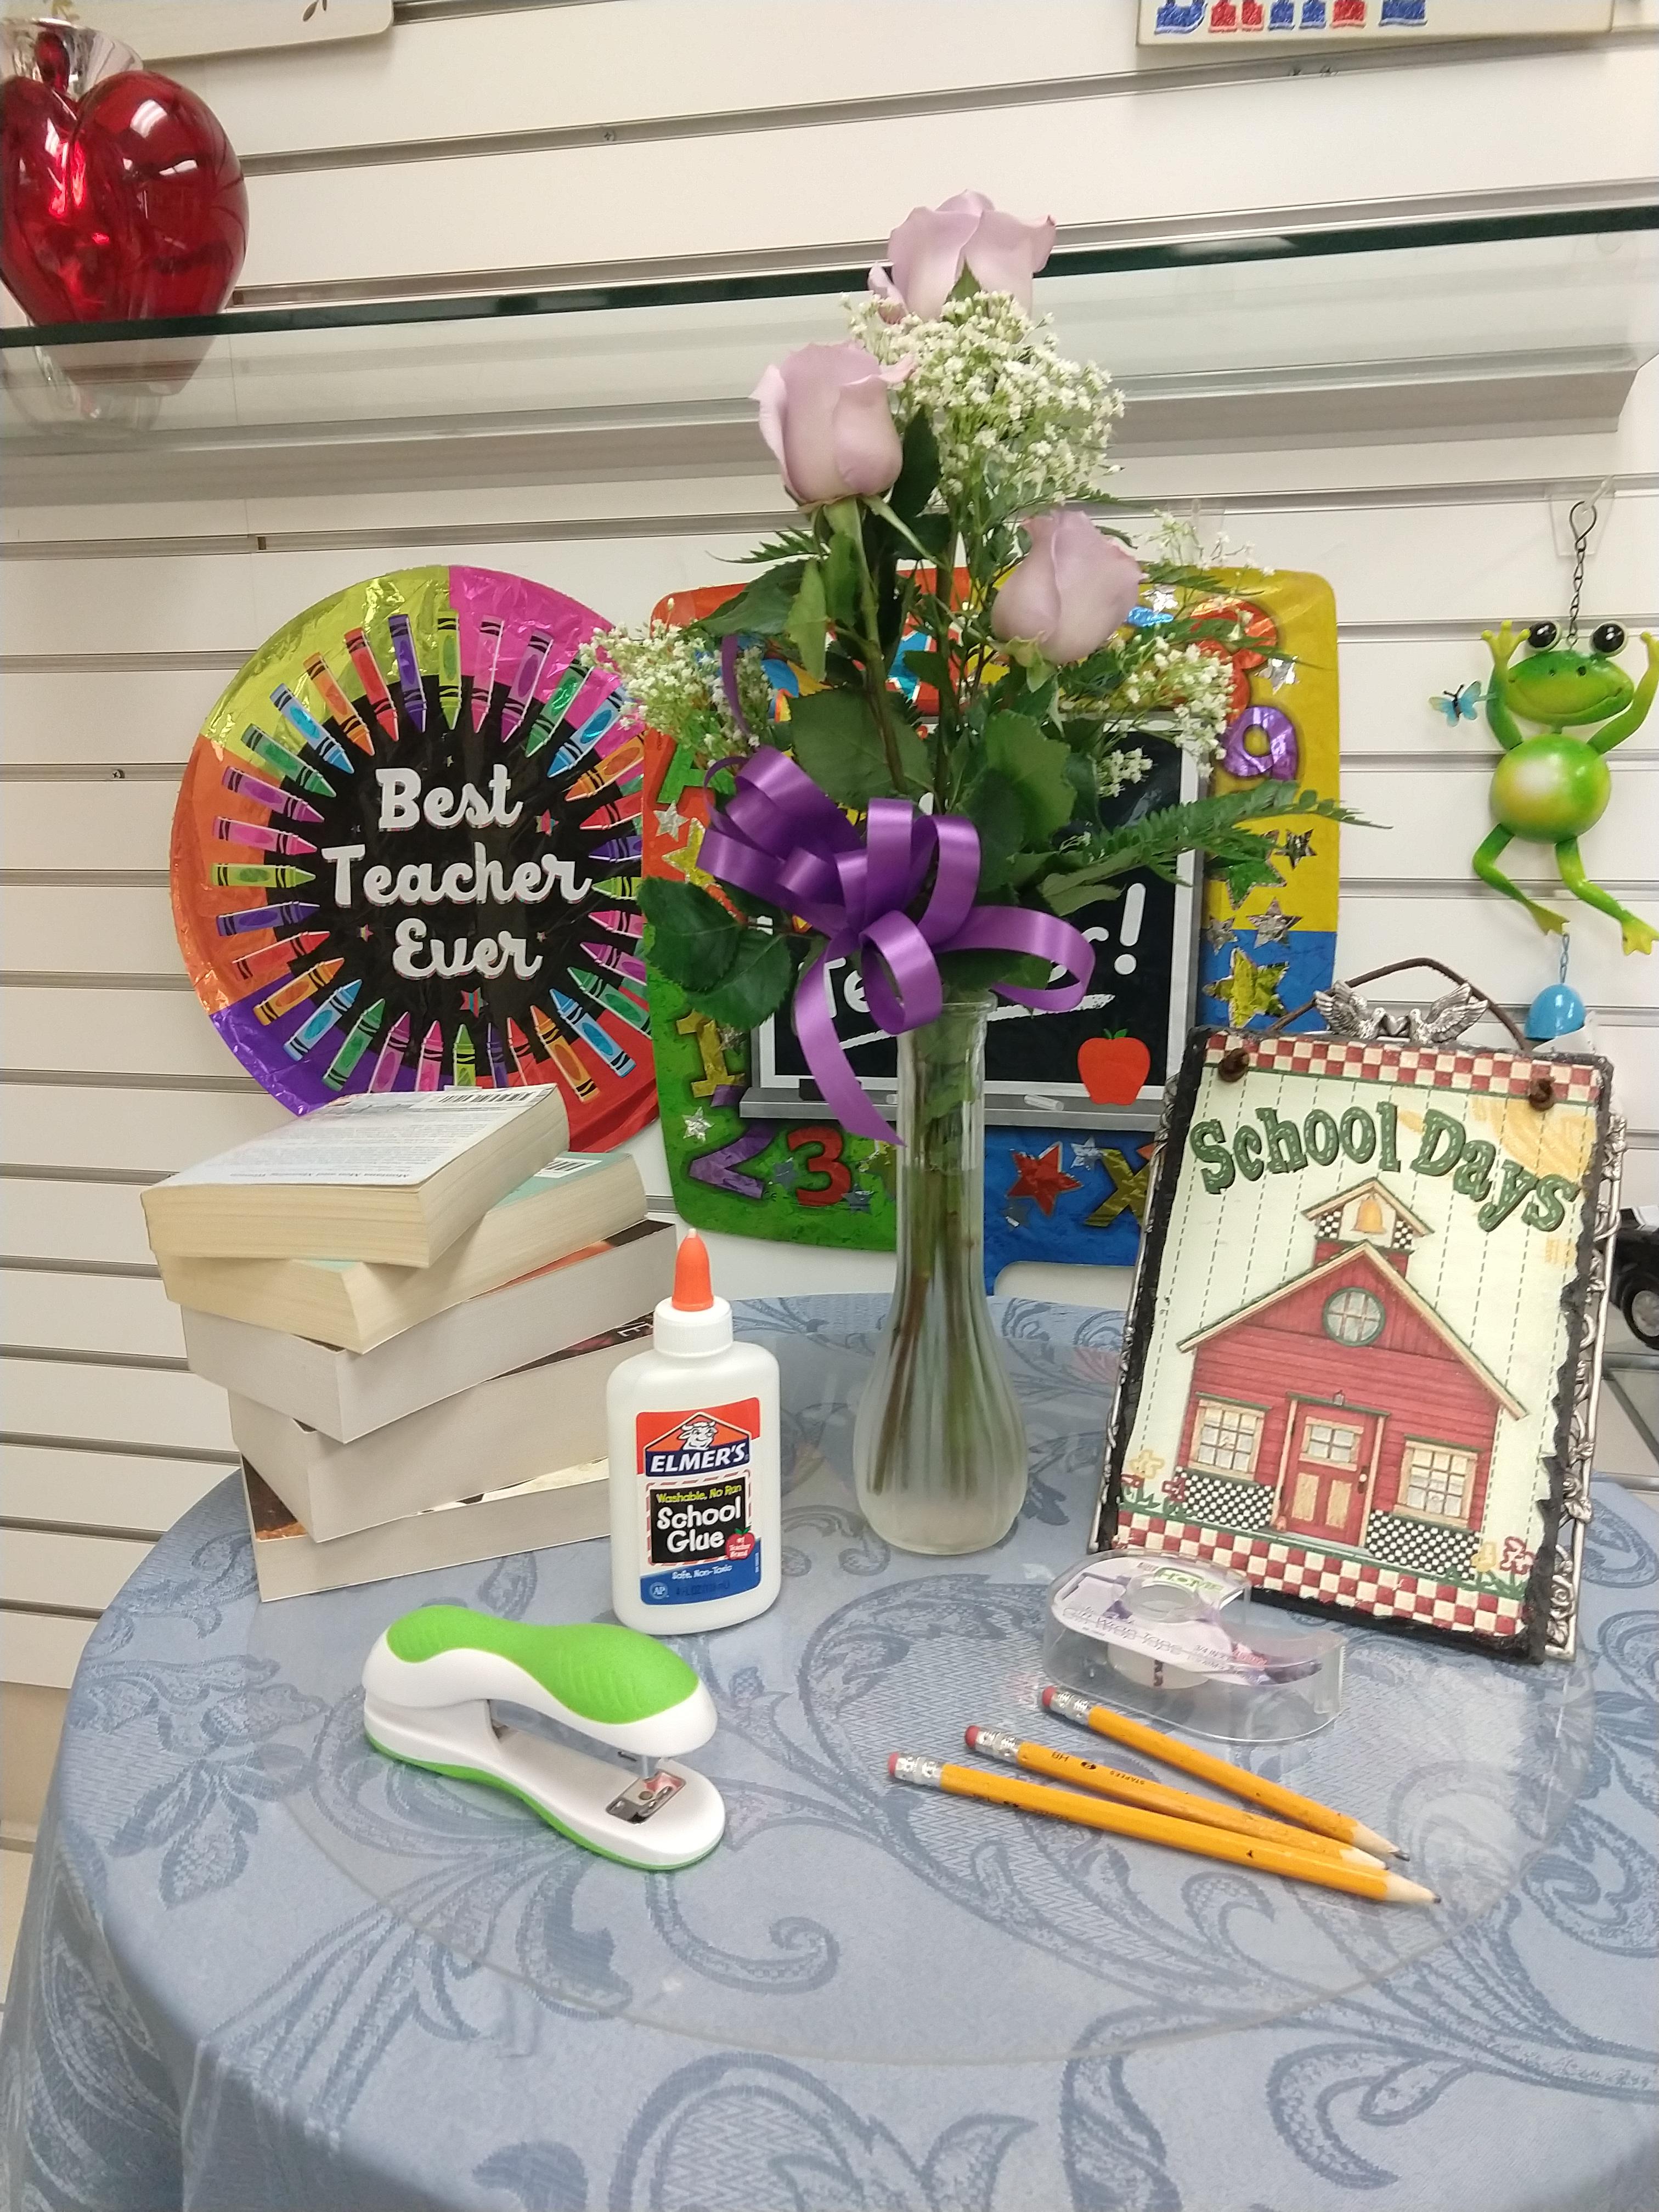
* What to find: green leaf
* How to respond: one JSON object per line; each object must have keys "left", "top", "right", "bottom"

{"left": 983, "top": 712, "right": 1079, "bottom": 842}
{"left": 960, "top": 768, "right": 1024, "bottom": 894}
{"left": 698, "top": 562, "right": 806, "bottom": 640}
{"left": 695, "top": 926, "right": 795, "bottom": 1029}
{"left": 785, "top": 563, "right": 828, "bottom": 681}
{"left": 1037, "top": 787, "right": 1368, "bottom": 917}
{"left": 890, "top": 414, "right": 940, "bottom": 521}
{"left": 639, "top": 877, "right": 742, "bottom": 991}
{"left": 938, "top": 947, "right": 1051, "bottom": 996}
{"left": 785, "top": 686, "right": 926, "bottom": 805}
{"left": 910, "top": 511, "right": 954, "bottom": 566}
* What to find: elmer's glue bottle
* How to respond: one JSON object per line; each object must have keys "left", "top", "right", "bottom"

{"left": 606, "top": 1232, "right": 780, "bottom": 1635}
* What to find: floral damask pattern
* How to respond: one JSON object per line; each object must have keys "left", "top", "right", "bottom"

{"left": 1, "top": 1299, "right": 1653, "bottom": 2212}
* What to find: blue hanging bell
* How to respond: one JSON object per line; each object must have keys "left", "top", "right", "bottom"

{"left": 1525, "top": 981, "right": 1587, "bottom": 1041}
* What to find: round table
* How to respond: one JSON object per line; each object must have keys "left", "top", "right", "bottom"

{"left": 3, "top": 1297, "right": 1655, "bottom": 2212}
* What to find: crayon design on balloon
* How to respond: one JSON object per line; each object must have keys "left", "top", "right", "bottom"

{"left": 303, "top": 654, "right": 373, "bottom": 753}
{"left": 369, "top": 1012, "right": 411, "bottom": 1092}
{"left": 255, "top": 958, "right": 342, "bottom": 1025}
{"left": 501, "top": 631, "right": 552, "bottom": 742}
{"left": 230, "top": 930, "right": 329, "bottom": 983}
{"left": 220, "top": 764, "right": 325, "bottom": 824}
{"left": 530, "top": 1005, "right": 596, "bottom": 1099}
{"left": 216, "top": 900, "right": 320, "bottom": 936}
{"left": 209, "top": 864, "right": 315, "bottom": 890}
{"left": 287, "top": 978, "right": 359, "bottom": 1060}
{"left": 345, "top": 627, "right": 399, "bottom": 741}
{"left": 272, "top": 685, "right": 354, "bottom": 774}
{"left": 212, "top": 818, "right": 317, "bottom": 857}
{"left": 452, "top": 1025, "right": 477, "bottom": 1087}
{"left": 415, "top": 1019, "right": 444, "bottom": 1091}
{"left": 387, "top": 614, "right": 426, "bottom": 733}
{"left": 524, "top": 665, "right": 593, "bottom": 759}
{"left": 550, "top": 988, "right": 634, "bottom": 1077}
{"left": 324, "top": 998, "right": 385, "bottom": 1092}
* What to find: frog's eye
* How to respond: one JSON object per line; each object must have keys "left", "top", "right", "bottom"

{"left": 1591, "top": 622, "right": 1626, "bottom": 655}
{"left": 1526, "top": 622, "right": 1559, "bottom": 650}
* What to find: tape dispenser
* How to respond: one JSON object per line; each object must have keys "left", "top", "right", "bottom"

{"left": 1042, "top": 1552, "right": 1344, "bottom": 1743}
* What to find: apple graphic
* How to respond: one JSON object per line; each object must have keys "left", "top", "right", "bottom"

{"left": 1077, "top": 1034, "right": 1152, "bottom": 1105}
{"left": 1, "top": 16, "right": 247, "bottom": 325}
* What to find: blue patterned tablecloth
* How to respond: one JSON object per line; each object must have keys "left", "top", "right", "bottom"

{"left": 3, "top": 1297, "right": 1655, "bottom": 2212}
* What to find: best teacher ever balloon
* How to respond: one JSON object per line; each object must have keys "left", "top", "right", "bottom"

{"left": 171, "top": 567, "right": 657, "bottom": 1150}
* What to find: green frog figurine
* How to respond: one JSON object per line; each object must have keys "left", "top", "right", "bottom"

{"left": 1474, "top": 618, "right": 1657, "bottom": 955}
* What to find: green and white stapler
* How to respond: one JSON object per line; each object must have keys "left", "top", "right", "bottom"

{"left": 362, "top": 1605, "right": 724, "bottom": 1870}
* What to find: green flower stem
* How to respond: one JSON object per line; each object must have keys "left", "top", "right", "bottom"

{"left": 854, "top": 996, "right": 1028, "bottom": 1553}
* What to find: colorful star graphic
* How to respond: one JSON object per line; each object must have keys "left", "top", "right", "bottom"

{"left": 1006, "top": 1143, "right": 1082, "bottom": 1217}
{"left": 655, "top": 802, "right": 688, "bottom": 840}
{"left": 459, "top": 988, "right": 484, "bottom": 1015}
{"left": 843, "top": 1186, "right": 872, "bottom": 1214}
{"left": 771, "top": 1155, "right": 802, "bottom": 1190}
{"left": 1069, "top": 1137, "right": 1105, "bottom": 1173}
{"left": 1202, "top": 915, "right": 1235, "bottom": 953}
{"left": 1281, "top": 830, "right": 1316, "bottom": 866}
{"left": 682, "top": 1109, "right": 711, "bottom": 1141}
{"left": 1249, "top": 898, "right": 1299, "bottom": 945}
{"left": 536, "top": 810, "right": 553, "bottom": 836}
{"left": 1263, "top": 656, "right": 1297, "bottom": 690}
{"left": 1084, "top": 1145, "right": 1153, "bottom": 1229}
{"left": 1208, "top": 947, "right": 1288, "bottom": 1025}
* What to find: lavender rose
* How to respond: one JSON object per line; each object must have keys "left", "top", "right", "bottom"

{"left": 870, "top": 189, "right": 1057, "bottom": 320}
{"left": 752, "top": 341, "right": 911, "bottom": 507}
{"left": 991, "top": 509, "right": 1143, "bottom": 664}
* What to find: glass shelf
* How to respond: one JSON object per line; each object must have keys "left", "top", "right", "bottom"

{"left": 3, "top": 208, "right": 1655, "bottom": 504}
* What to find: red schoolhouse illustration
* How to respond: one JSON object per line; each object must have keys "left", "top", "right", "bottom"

{"left": 1172, "top": 1180, "right": 1522, "bottom": 1553}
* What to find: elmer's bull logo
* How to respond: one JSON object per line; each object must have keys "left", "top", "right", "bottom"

{"left": 643, "top": 1412, "right": 752, "bottom": 1479}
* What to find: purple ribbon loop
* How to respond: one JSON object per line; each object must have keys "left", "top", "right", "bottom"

{"left": 699, "top": 749, "right": 1094, "bottom": 1143}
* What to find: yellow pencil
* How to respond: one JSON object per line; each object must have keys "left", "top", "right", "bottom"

{"left": 889, "top": 1754, "right": 1435, "bottom": 1906}
{"left": 1041, "top": 1686, "right": 1406, "bottom": 1861}
{"left": 963, "top": 1728, "right": 1385, "bottom": 1871}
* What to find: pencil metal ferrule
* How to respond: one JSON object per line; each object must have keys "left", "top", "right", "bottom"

{"left": 889, "top": 1754, "right": 943, "bottom": 1788}
{"left": 967, "top": 1728, "right": 1022, "bottom": 1764}
{"left": 1044, "top": 1687, "right": 1094, "bottom": 1725}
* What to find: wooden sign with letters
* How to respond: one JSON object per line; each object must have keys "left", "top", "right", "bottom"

{"left": 1096, "top": 994, "right": 1622, "bottom": 1661}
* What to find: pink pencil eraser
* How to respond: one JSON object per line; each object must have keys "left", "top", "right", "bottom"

{"left": 887, "top": 1752, "right": 899, "bottom": 1778}
{"left": 1039, "top": 1685, "right": 1056, "bottom": 1709}
{"left": 963, "top": 1725, "right": 980, "bottom": 1749}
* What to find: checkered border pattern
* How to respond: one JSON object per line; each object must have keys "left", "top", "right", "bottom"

{"left": 1119, "top": 1510, "right": 1525, "bottom": 1637}
{"left": 1204, "top": 1033, "right": 1600, "bottom": 1105}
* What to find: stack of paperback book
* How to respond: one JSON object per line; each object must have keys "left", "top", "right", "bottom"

{"left": 142, "top": 1089, "right": 674, "bottom": 1599}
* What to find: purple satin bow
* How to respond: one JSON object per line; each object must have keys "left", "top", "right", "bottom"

{"left": 698, "top": 749, "right": 1094, "bottom": 1143}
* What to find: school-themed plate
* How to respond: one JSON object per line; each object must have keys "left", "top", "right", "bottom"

{"left": 171, "top": 566, "right": 656, "bottom": 1148}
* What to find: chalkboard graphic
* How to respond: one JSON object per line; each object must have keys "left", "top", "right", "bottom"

{"left": 172, "top": 567, "right": 657, "bottom": 1149}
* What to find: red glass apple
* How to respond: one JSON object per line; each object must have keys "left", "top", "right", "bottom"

{"left": 1, "top": 15, "right": 247, "bottom": 324}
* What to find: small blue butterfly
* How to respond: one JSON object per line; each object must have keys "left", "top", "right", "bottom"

{"left": 1432, "top": 680, "right": 1485, "bottom": 724}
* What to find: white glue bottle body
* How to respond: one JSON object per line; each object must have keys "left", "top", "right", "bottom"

{"left": 607, "top": 1231, "right": 780, "bottom": 1636}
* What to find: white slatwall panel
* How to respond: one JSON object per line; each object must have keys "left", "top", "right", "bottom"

{"left": 5, "top": 1, "right": 1656, "bottom": 1683}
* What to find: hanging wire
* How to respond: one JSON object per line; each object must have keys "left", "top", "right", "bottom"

{"left": 1564, "top": 500, "right": 1597, "bottom": 644}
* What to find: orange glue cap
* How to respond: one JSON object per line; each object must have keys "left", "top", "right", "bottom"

{"left": 673, "top": 1231, "right": 714, "bottom": 1311}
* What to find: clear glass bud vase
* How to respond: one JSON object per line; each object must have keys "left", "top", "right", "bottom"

{"left": 853, "top": 995, "right": 1029, "bottom": 1554}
